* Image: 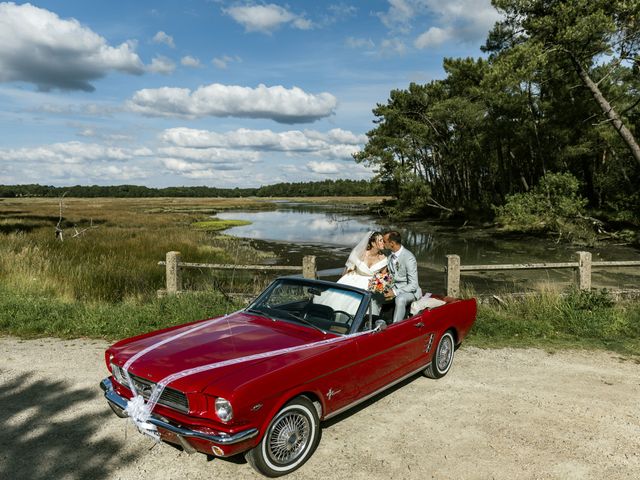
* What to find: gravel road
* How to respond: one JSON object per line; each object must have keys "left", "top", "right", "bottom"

{"left": 1, "top": 336, "right": 638, "bottom": 480}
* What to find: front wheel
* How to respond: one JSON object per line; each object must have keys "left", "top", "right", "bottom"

{"left": 245, "top": 396, "right": 320, "bottom": 477}
{"left": 424, "top": 330, "right": 455, "bottom": 379}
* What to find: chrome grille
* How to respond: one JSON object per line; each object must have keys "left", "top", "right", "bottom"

{"left": 113, "top": 365, "right": 189, "bottom": 414}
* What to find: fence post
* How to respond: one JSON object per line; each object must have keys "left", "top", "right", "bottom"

{"left": 302, "top": 255, "right": 317, "bottom": 279}
{"left": 166, "top": 251, "right": 182, "bottom": 295}
{"left": 445, "top": 254, "right": 461, "bottom": 297}
{"left": 577, "top": 251, "right": 592, "bottom": 291}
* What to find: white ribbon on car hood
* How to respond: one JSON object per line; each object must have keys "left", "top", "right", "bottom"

{"left": 120, "top": 312, "right": 366, "bottom": 437}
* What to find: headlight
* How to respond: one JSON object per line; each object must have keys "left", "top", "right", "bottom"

{"left": 215, "top": 397, "right": 233, "bottom": 422}
{"left": 110, "top": 363, "right": 128, "bottom": 387}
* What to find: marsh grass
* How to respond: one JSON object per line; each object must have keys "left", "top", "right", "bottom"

{"left": 469, "top": 285, "right": 640, "bottom": 356}
{"left": 0, "top": 284, "right": 241, "bottom": 339}
{"left": 0, "top": 198, "right": 275, "bottom": 303}
{"left": 0, "top": 197, "right": 278, "bottom": 339}
{"left": 191, "top": 219, "right": 252, "bottom": 231}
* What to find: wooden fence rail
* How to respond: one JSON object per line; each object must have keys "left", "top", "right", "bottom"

{"left": 445, "top": 251, "right": 640, "bottom": 297}
{"left": 159, "top": 251, "right": 317, "bottom": 295}
{"left": 158, "top": 250, "right": 639, "bottom": 299}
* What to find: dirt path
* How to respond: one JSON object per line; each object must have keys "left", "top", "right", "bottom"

{"left": 1, "top": 336, "right": 638, "bottom": 480}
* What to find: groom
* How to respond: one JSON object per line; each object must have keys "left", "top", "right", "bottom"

{"left": 382, "top": 230, "right": 421, "bottom": 323}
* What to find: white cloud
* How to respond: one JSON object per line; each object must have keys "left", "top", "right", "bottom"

{"left": 414, "top": 26, "right": 453, "bottom": 48}
{"left": 50, "top": 163, "right": 147, "bottom": 182}
{"left": 152, "top": 31, "right": 175, "bottom": 48}
{"left": 78, "top": 127, "right": 96, "bottom": 138}
{"left": 212, "top": 55, "right": 241, "bottom": 69}
{"left": 157, "top": 146, "right": 260, "bottom": 163}
{"left": 378, "top": 0, "right": 415, "bottom": 33}
{"left": 0, "top": 141, "right": 151, "bottom": 183}
{"left": 160, "top": 158, "right": 244, "bottom": 180}
{"left": 380, "top": 38, "right": 407, "bottom": 56}
{"left": 212, "top": 57, "right": 228, "bottom": 69}
{"left": 180, "top": 55, "right": 201, "bottom": 67}
{"left": 224, "top": 4, "right": 312, "bottom": 33}
{"left": 0, "top": 141, "right": 152, "bottom": 164}
{"left": 0, "top": 3, "right": 144, "bottom": 91}
{"left": 32, "top": 102, "right": 120, "bottom": 117}
{"left": 414, "top": 0, "right": 501, "bottom": 48}
{"left": 127, "top": 83, "right": 337, "bottom": 123}
{"left": 159, "top": 127, "right": 365, "bottom": 160}
{"left": 328, "top": 4, "right": 358, "bottom": 19}
{"left": 376, "top": 0, "right": 501, "bottom": 50}
{"left": 161, "top": 157, "right": 243, "bottom": 172}
{"left": 148, "top": 55, "right": 176, "bottom": 74}
{"left": 307, "top": 161, "right": 341, "bottom": 174}
{"left": 73, "top": 124, "right": 135, "bottom": 142}
{"left": 292, "top": 17, "right": 312, "bottom": 30}
{"left": 346, "top": 37, "right": 375, "bottom": 49}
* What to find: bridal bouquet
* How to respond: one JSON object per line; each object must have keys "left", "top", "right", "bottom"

{"left": 368, "top": 271, "right": 394, "bottom": 294}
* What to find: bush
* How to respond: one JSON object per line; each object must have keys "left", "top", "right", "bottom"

{"left": 386, "top": 172, "right": 436, "bottom": 218}
{"left": 494, "top": 172, "right": 594, "bottom": 242}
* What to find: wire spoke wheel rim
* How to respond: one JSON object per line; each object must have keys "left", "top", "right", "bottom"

{"left": 267, "top": 411, "right": 311, "bottom": 465}
{"left": 437, "top": 335, "right": 453, "bottom": 372}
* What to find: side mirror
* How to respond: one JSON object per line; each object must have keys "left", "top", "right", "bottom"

{"left": 373, "top": 319, "right": 387, "bottom": 333}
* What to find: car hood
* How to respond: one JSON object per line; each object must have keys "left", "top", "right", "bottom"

{"left": 109, "top": 311, "right": 333, "bottom": 393}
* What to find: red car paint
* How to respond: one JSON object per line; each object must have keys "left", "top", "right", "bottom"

{"left": 102, "top": 277, "right": 477, "bottom": 473}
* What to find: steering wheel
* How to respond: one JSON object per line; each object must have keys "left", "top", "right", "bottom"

{"left": 332, "top": 310, "right": 354, "bottom": 324}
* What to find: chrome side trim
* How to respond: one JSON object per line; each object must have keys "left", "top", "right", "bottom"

{"left": 100, "top": 378, "right": 258, "bottom": 445}
{"left": 323, "top": 362, "right": 430, "bottom": 420}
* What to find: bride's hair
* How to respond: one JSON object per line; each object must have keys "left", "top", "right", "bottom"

{"left": 366, "top": 231, "right": 382, "bottom": 250}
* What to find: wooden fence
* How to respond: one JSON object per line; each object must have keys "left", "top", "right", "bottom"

{"left": 158, "top": 251, "right": 317, "bottom": 296}
{"left": 158, "top": 250, "right": 639, "bottom": 300}
{"left": 444, "top": 251, "right": 640, "bottom": 297}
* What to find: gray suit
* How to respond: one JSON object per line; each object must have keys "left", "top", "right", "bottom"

{"left": 388, "top": 247, "right": 421, "bottom": 323}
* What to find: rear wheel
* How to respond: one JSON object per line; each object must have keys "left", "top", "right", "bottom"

{"left": 245, "top": 396, "right": 320, "bottom": 477}
{"left": 424, "top": 330, "right": 455, "bottom": 379}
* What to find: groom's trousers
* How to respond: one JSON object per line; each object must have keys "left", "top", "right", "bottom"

{"left": 392, "top": 292, "right": 416, "bottom": 323}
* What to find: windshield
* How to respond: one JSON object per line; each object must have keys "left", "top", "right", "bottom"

{"left": 247, "top": 279, "right": 365, "bottom": 334}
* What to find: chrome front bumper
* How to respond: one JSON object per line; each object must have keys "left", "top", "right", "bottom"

{"left": 100, "top": 377, "right": 258, "bottom": 445}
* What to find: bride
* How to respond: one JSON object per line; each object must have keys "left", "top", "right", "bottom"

{"left": 318, "top": 231, "right": 388, "bottom": 315}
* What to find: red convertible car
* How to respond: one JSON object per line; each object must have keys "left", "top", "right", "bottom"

{"left": 101, "top": 277, "right": 476, "bottom": 477}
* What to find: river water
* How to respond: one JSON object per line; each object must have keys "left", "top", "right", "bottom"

{"left": 217, "top": 205, "right": 640, "bottom": 295}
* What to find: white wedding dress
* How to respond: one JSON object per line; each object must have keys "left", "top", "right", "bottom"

{"left": 317, "top": 256, "right": 388, "bottom": 316}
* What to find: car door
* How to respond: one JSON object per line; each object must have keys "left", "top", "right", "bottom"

{"left": 353, "top": 315, "right": 431, "bottom": 397}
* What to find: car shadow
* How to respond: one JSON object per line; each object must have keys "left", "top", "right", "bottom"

{"left": 322, "top": 373, "right": 423, "bottom": 428}
{"left": 0, "top": 371, "right": 137, "bottom": 480}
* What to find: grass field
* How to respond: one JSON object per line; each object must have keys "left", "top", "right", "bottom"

{"left": 0, "top": 196, "right": 638, "bottom": 356}
{"left": 0, "top": 197, "right": 284, "bottom": 302}
{"left": 473, "top": 289, "right": 640, "bottom": 357}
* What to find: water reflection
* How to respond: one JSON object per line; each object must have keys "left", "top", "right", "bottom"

{"left": 218, "top": 210, "right": 381, "bottom": 246}
{"left": 217, "top": 207, "right": 640, "bottom": 294}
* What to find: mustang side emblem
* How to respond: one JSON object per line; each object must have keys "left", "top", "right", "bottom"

{"left": 326, "top": 388, "right": 341, "bottom": 400}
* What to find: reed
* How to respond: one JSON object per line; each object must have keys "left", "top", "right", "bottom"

{"left": 0, "top": 197, "right": 273, "bottom": 302}
{"left": 470, "top": 287, "right": 640, "bottom": 356}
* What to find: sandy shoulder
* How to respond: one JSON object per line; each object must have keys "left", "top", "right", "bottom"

{"left": 0, "top": 336, "right": 638, "bottom": 480}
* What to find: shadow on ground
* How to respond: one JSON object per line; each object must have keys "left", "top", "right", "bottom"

{"left": 0, "top": 371, "right": 137, "bottom": 480}
{"left": 323, "top": 373, "right": 422, "bottom": 428}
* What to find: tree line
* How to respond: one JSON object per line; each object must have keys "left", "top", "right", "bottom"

{"left": 0, "top": 179, "right": 384, "bottom": 199}
{"left": 355, "top": 0, "right": 640, "bottom": 226}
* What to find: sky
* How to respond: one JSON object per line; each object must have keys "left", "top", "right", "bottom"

{"left": 0, "top": 0, "right": 502, "bottom": 188}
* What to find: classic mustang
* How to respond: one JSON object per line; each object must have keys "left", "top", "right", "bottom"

{"left": 101, "top": 277, "right": 477, "bottom": 477}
